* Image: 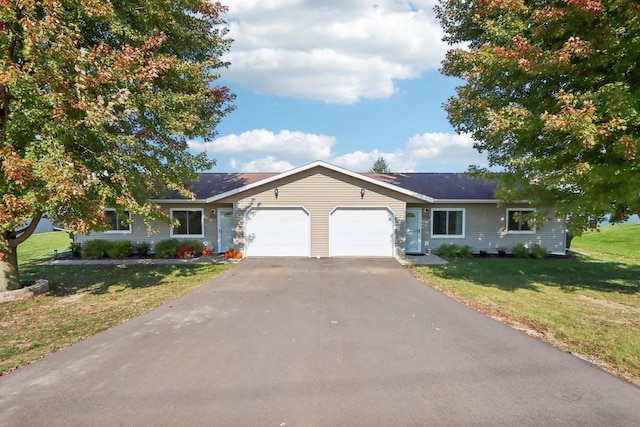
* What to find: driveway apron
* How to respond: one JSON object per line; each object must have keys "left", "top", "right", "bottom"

{"left": 0, "top": 258, "right": 638, "bottom": 426}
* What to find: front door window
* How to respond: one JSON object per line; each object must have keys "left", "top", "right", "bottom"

{"left": 405, "top": 208, "right": 422, "bottom": 254}
{"left": 218, "top": 209, "right": 234, "bottom": 252}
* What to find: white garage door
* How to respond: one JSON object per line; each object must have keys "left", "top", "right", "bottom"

{"left": 329, "top": 208, "right": 395, "bottom": 257}
{"left": 244, "top": 207, "right": 310, "bottom": 257}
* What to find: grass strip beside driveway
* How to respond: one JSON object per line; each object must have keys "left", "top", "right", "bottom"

{"left": 1, "top": 232, "right": 232, "bottom": 375}
{"left": 411, "top": 256, "right": 640, "bottom": 385}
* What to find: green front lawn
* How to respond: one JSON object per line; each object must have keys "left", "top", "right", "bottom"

{"left": 571, "top": 222, "right": 640, "bottom": 262}
{"left": 1, "top": 232, "right": 232, "bottom": 374}
{"left": 412, "top": 224, "right": 640, "bottom": 385}
{"left": 17, "top": 230, "right": 72, "bottom": 270}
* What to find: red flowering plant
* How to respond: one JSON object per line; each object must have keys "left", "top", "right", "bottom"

{"left": 176, "top": 244, "right": 195, "bottom": 259}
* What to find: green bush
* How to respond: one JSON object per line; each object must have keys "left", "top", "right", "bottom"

{"left": 105, "top": 240, "right": 132, "bottom": 258}
{"left": 458, "top": 245, "right": 474, "bottom": 258}
{"left": 530, "top": 244, "right": 549, "bottom": 259}
{"left": 154, "top": 239, "right": 181, "bottom": 258}
{"left": 70, "top": 243, "right": 82, "bottom": 257}
{"left": 132, "top": 241, "right": 150, "bottom": 256}
{"left": 434, "top": 244, "right": 474, "bottom": 258}
{"left": 81, "top": 240, "right": 112, "bottom": 259}
{"left": 512, "top": 243, "right": 530, "bottom": 258}
{"left": 434, "top": 244, "right": 454, "bottom": 257}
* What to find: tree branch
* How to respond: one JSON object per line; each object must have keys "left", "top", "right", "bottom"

{"left": 10, "top": 212, "right": 44, "bottom": 248}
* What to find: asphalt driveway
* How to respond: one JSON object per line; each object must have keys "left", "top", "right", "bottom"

{"left": 1, "top": 258, "right": 638, "bottom": 426}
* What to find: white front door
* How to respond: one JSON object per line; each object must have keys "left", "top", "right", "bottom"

{"left": 405, "top": 208, "right": 422, "bottom": 254}
{"left": 217, "top": 208, "right": 234, "bottom": 252}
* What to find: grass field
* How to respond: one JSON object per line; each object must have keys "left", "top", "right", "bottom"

{"left": 571, "top": 222, "right": 640, "bottom": 262}
{"left": 412, "top": 224, "right": 640, "bottom": 385}
{"left": 17, "top": 230, "right": 73, "bottom": 271}
{"left": 1, "top": 232, "right": 233, "bottom": 374}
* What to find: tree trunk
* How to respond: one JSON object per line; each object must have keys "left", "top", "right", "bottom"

{"left": 0, "top": 242, "right": 19, "bottom": 292}
{"left": 0, "top": 215, "right": 42, "bottom": 292}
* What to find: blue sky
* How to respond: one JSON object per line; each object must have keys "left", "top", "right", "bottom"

{"left": 188, "top": 0, "right": 489, "bottom": 173}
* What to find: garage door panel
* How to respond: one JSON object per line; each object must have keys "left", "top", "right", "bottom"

{"left": 330, "top": 208, "right": 394, "bottom": 257}
{"left": 245, "top": 208, "right": 310, "bottom": 257}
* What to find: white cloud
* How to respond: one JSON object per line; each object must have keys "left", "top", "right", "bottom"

{"left": 332, "top": 149, "right": 402, "bottom": 172}
{"left": 332, "top": 133, "right": 487, "bottom": 172}
{"left": 230, "top": 156, "right": 295, "bottom": 172}
{"left": 223, "top": 1, "right": 447, "bottom": 103}
{"left": 406, "top": 132, "right": 485, "bottom": 165}
{"left": 198, "top": 129, "right": 488, "bottom": 172}
{"left": 190, "top": 129, "right": 336, "bottom": 163}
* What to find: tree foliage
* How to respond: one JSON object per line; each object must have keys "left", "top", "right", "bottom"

{"left": 436, "top": 0, "right": 640, "bottom": 232}
{"left": 369, "top": 156, "right": 391, "bottom": 173}
{"left": 0, "top": 0, "right": 234, "bottom": 290}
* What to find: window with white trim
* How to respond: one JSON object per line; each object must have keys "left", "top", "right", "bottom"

{"left": 171, "top": 209, "right": 204, "bottom": 237}
{"left": 506, "top": 209, "right": 535, "bottom": 234}
{"left": 431, "top": 209, "right": 465, "bottom": 238}
{"left": 105, "top": 210, "right": 131, "bottom": 233}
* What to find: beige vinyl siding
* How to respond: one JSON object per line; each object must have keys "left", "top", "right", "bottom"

{"left": 74, "top": 203, "right": 224, "bottom": 251}
{"left": 422, "top": 204, "right": 565, "bottom": 254}
{"left": 224, "top": 166, "right": 417, "bottom": 258}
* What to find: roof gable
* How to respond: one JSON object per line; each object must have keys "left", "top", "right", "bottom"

{"left": 202, "top": 161, "right": 436, "bottom": 203}
{"left": 160, "top": 161, "right": 497, "bottom": 202}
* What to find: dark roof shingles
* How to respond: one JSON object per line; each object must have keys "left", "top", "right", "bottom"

{"left": 368, "top": 173, "right": 497, "bottom": 200}
{"left": 167, "top": 173, "right": 277, "bottom": 200}
{"left": 172, "top": 171, "right": 497, "bottom": 200}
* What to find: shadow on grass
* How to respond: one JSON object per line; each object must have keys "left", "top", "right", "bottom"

{"left": 424, "top": 256, "right": 640, "bottom": 294}
{"left": 20, "top": 264, "right": 226, "bottom": 297}
{"left": 18, "top": 255, "right": 54, "bottom": 272}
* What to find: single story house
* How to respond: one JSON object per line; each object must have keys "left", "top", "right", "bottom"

{"left": 74, "top": 161, "right": 567, "bottom": 257}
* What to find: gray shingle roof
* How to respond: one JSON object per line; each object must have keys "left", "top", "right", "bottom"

{"left": 366, "top": 173, "right": 498, "bottom": 200}
{"left": 188, "top": 173, "right": 278, "bottom": 199}
{"left": 169, "top": 170, "right": 497, "bottom": 201}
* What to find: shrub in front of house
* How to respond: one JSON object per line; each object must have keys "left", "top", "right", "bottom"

{"left": 77, "top": 239, "right": 206, "bottom": 259}
{"left": 512, "top": 243, "right": 549, "bottom": 259}
{"left": 458, "top": 245, "right": 473, "bottom": 258}
{"left": 434, "top": 244, "right": 458, "bottom": 257}
{"left": 434, "top": 244, "right": 474, "bottom": 258}
{"left": 131, "top": 241, "right": 150, "bottom": 256}
{"left": 530, "top": 243, "right": 549, "bottom": 259}
{"left": 154, "top": 239, "right": 181, "bottom": 258}
{"left": 180, "top": 240, "right": 204, "bottom": 254}
{"left": 512, "top": 243, "right": 530, "bottom": 258}
{"left": 105, "top": 240, "right": 132, "bottom": 258}
{"left": 81, "top": 239, "right": 112, "bottom": 259}
{"left": 70, "top": 243, "right": 82, "bottom": 257}
{"left": 176, "top": 244, "right": 195, "bottom": 259}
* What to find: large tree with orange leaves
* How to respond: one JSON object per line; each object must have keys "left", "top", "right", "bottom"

{"left": 436, "top": 0, "right": 640, "bottom": 232}
{"left": 0, "top": 0, "right": 234, "bottom": 290}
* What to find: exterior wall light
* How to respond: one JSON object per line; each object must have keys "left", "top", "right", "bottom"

{"left": 274, "top": 188, "right": 279, "bottom": 199}
{"left": 360, "top": 188, "right": 365, "bottom": 199}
